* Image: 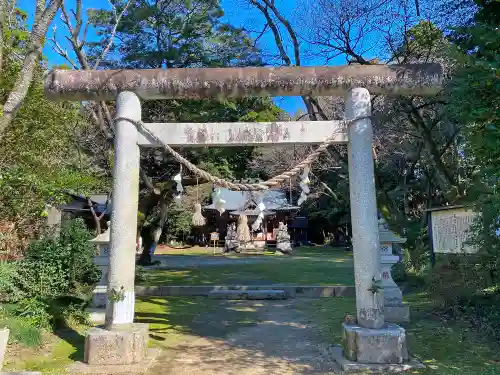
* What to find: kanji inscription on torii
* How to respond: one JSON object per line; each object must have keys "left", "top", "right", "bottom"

{"left": 429, "top": 206, "right": 478, "bottom": 254}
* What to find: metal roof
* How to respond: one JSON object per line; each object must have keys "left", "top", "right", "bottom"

{"left": 59, "top": 192, "right": 112, "bottom": 215}
{"left": 204, "top": 188, "right": 300, "bottom": 212}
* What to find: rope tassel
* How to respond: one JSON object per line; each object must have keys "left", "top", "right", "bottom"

{"left": 298, "top": 166, "right": 310, "bottom": 206}
{"left": 251, "top": 196, "right": 266, "bottom": 232}
{"left": 192, "top": 177, "right": 206, "bottom": 227}
{"left": 173, "top": 168, "right": 183, "bottom": 205}
{"left": 213, "top": 187, "right": 226, "bottom": 214}
{"left": 192, "top": 203, "right": 206, "bottom": 226}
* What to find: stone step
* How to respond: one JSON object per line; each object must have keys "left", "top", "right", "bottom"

{"left": 238, "top": 249, "right": 265, "bottom": 254}
{"left": 209, "top": 289, "right": 286, "bottom": 300}
{"left": 135, "top": 285, "right": 356, "bottom": 298}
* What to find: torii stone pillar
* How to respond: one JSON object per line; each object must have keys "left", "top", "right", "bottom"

{"left": 83, "top": 92, "right": 149, "bottom": 367}
{"left": 346, "top": 88, "right": 384, "bottom": 329}
{"left": 106, "top": 91, "right": 141, "bottom": 327}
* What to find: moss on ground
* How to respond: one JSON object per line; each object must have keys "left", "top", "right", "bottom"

{"left": 297, "top": 295, "right": 500, "bottom": 375}
{"left": 3, "top": 296, "right": 261, "bottom": 374}
{"left": 135, "top": 296, "right": 261, "bottom": 346}
{"left": 5, "top": 246, "right": 500, "bottom": 375}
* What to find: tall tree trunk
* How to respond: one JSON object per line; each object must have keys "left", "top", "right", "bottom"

{"left": 88, "top": 197, "right": 110, "bottom": 254}
{"left": 138, "top": 196, "right": 169, "bottom": 265}
{"left": 0, "top": 0, "right": 62, "bottom": 139}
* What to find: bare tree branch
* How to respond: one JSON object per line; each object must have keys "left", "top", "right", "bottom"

{"left": 56, "top": 0, "right": 159, "bottom": 194}
{"left": 48, "top": 26, "right": 78, "bottom": 68}
{"left": 93, "top": 0, "right": 132, "bottom": 69}
{"left": 248, "top": 0, "right": 291, "bottom": 65}
{"left": 259, "top": 0, "right": 301, "bottom": 65}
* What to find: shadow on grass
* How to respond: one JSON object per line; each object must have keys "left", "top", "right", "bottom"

{"left": 135, "top": 296, "right": 261, "bottom": 341}
{"left": 137, "top": 297, "right": 339, "bottom": 374}
{"left": 54, "top": 326, "right": 86, "bottom": 362}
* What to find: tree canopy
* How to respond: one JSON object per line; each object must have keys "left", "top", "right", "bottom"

{"left": 0, "top": 0, "right": 498, "bottom": 269}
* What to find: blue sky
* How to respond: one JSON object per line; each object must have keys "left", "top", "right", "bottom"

{"left": 18, "top": 0, "right": 351, "bottom": 114}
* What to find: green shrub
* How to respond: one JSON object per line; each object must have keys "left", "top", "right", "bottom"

{"left": 135, "top": 266, "right": 148, "bottom": 283}
{"left": 427, "top": 254, "right": 493, "bottom": 307}
{"left": 1, "top": 219, "right": 100, "bottom": 330}
{"left": 13, "top": 298, "right": 53, "bottom": 329}
{"left": 59, "top": 303, "right": 91, "bottom": 326}
{"left": 391, "top": 262, "right": 406, "bottom": 282}
{"left": 1, "top": 317, "right": 42, "bottom": 347}
{"left": 0, "top": 260, "right": 25, "bottom": 303}
{"left": 21, "top": 218, "right": 100, "bottom": 299}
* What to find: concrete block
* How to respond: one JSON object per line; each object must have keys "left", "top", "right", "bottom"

{"left": 343, "top": 325, "right": 357, "bottom": 361}
{"left": 208, "top": 289, "right": 286, "bottom": 300}
{"left": 69, "top": 348, "right": 160, "bottom": 374}
{"left": 334, "top": 286, "right": 356, "bottom": 297}
{"left": 343, "top": 323, "right": 408, "bottom": 364}
{"left": 246, "top": 290, "right": 286, "bottom": 300}
{"left": 84, "top": 324, "right": 148, "bottom": 365}
{"left": 0, "top": 328, "right": 9, "bottom": 371}
{"left": 385, "top": 305, "right": 410, "bottom": 323}
{"left": 329, "top": 346, "right": 424, "bottom": 372}
{"left": 134, "top": 286, "right": 160, "bottom": 296}
{"left": 134, "top": 284, "right": 357, "bottom": 298}
{"left": 282, "top": 286, "right": 297, "bottom": 298}
{"left": 294, "top": 286, "right": 336, "bottom": 298}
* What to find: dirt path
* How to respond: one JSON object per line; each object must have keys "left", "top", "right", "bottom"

{"left": 150, "top": 299, "right": 340, "bottom": 375}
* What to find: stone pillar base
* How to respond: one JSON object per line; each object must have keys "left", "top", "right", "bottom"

{"left": 84, "top": 323, "right": 148, "bottom": 365}
{"left": 343, "top": 323, "right": 408, "bottom": 364}
{"left": 329, "top": 346, "right": 424, "bottom": 373}
{"left": 385, "top": 304, "right": 410, "bottom": 323}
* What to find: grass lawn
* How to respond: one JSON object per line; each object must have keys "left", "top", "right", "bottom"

{"left": 143, "top": 246, "right": 355, "bottom": 286}
{"left": 6, "top": 245, "right": 500, "bottom": 374}
{"left": 154, "top": 245, "right": 348, "bottom": 257}
{"left": 3, "top": 296, "right": 256, "bottom": 374}
{"left": 298, "top": 295, "right": 500, "bottom": 375}
{"left": 9, "top": 294, "right": 500, "bottom": 375}
{"left": 134, "top": 296, "right": 261, "bottom": 344}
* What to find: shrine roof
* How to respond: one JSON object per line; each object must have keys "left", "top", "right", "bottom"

{"left": 203, "top": 188, "right": 300, "bottom": 212}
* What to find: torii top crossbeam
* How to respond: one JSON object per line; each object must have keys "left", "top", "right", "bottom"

{"left": 45, "top": 64, "right": 442, "bottom": 101}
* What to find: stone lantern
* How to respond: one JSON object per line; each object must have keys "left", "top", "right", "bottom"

{"left": 0, "top": 327, "right": 9, "bottom": 371}
{"left": 86, "top": 223, "right": 110, "bottom": 324}
{"left": 378, "top": 218, "right": 410, "bottom": 323}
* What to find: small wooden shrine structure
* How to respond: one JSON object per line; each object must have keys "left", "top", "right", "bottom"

{"left": 203, "top": 188, "right": 300, "bottom": 247}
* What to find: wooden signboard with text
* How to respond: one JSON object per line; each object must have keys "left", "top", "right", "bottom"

{"left": 428, "top": 206, "right": 478, "bottom": 254}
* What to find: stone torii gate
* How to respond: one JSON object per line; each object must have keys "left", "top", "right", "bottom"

{"left": 45, "top": 64, "right": 442, "bottom": 368}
